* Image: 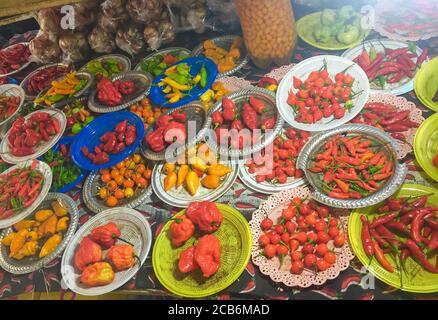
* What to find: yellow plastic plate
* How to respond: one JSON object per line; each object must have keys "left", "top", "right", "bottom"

{"left": 296, "top": 12, "right": 370, "bottom": 51}
{"left": 414, "top": 113, "right": 438, "bottom": 182}
{"left": 349, "top": 184, "right": 438, "bottom": 293}
{"left": 414, "top": 57, "right": 438, "bottom": 112}
{"left": 152, "top": 203, "right": 252, "bottom": 298}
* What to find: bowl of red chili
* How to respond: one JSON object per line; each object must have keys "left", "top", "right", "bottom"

{"left": 297, "top": 124, "right": 407, "bottom": 209}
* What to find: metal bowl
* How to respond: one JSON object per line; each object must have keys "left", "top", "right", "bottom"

{"left": 79, "top": 54, "right": 131, "bottom": 75}
{"left": 152, "top": 159, "right": 239, "bottom": 208}
{"left": 0, "top": 84, "right": 25, "bottom": 127}
{"left": 205, "top": 87, "right": 284, "bottom": 159}
{"left": 297, "top": 124, "right": 408, "bottom": 209}
{"left": 134, "top": 47, "right": 191, "bottom": 74}
{"left": 34, "top": 72, "right": 95, "bottom": 109}
{"left": 191, "top": 35, "right": 248, "bottom": 78}
{"left": 0, "top": 42, "right": 32, "bottom": 77}
{"left": 88, "top": 71, "right": 152, "bottom": 113}
{"left": 141, "top": 101, "right": 210, "bottom": 162}
{"left": 0, "top": 193, "right": 79, "bottom": 274}
{"left": 20, "top": 63, "right": 71, "bottom": 101}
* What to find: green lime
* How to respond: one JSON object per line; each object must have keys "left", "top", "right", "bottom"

{"left": 71, "top": 122, "right": 83, "bottom": 134}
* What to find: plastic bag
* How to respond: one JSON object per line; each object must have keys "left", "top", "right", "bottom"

{"left": 97, "top": 13, "right": 119, "bottom": 34}
{"left": 72, "top": 3, "right": 97, "bottom": 32}
{"left": 143, "top": 26, "right": 161, "bottom": 51}
{"left": 206, "top": 0, "right": 240, "bottom": 31}
{"left": 115, "top": 25, "right": 145, "bottom": 56}
{"left": 29, "top": 32, "right": 61, "bottom": 63}
{"left": 126, "top": 0, "right": 163, "bottom": 24}
{"left": 37, "top": 8, "right": 61, "bottom": 36}
{"left": 59, "top": 32, "right": 90, "bottom": 62}
{"left": 88, "top": 27, "right": 116, "bottom": 54}
{"left": 165, "top": 0, "right": 209, "bottom": 34}
{"left": 101, "top": 0, "right": 128, "bottom": 19}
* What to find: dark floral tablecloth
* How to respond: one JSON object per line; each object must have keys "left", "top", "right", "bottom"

{"left": 1, "top": 29, "right": 438, "bottom": 300}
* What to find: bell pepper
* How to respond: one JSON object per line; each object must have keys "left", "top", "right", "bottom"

{"left": 185, "top": 171, "right": 200, "bottom": 196}
{"left": 13, "top": 220, "right": 36, "bottom": 231}
{"left": 178, "top": 246, "right": 198, "bottom": 273}
{"left": 81, "top": 262, "right": 115, "bottom": 287}
{"left": 201, "top": 175, "right": 221, "bottom": 189}
{"left": 170, "top": 215, "right": 195, "bottom": 247}
{"left": 9, "top": 229, "right": 28, "bottom": 258}
{"left": 177, "top": 165, "right": 190, "bottom": 187}
{"left": 186, "top": 201, "right": 223, "bottom": 233}
{"left": 12, "top": 241, "right": 38, "bottom": 260}
{"left": 105, "top": 244, "right": 136, "bottom": 271}
{"left": 163, "top": 122, "right": 186, "bottom": 144}
{"left": 89, "top": 222, "right": 121, "bottom": 249}
{"left": 56, "top": 216, "right": 69, "bottom": 233}
{"left": 35, "top": 209, "right": 54, "bottom": 222}
{"left": 207, "top": 164, "right": 232, "bottom": 177}
{"left": 194, "top": 234, "right": 221, "bottom": 278}
{"left": 145, "top": 127, "right": 166, "bottom": 152}
{"left": 39, "top": 233, "right": 62, "bottom": 258}
{"left": 164, "top": 171, "right": 177, "bottom": 192}
{"left": 74, "top": 237, "right": 102, "bottom": 271}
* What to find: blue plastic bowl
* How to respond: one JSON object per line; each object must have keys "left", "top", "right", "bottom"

{"left": 71, "top": 112, "right": 145, "bottom": 171}
{"left": 149, "top": 57, "right": 218, "bottom": 108}
{"left": 39, "top": 136, "right": 90, "bottom": 193}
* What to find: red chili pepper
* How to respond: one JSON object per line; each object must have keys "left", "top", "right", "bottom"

{"left": 428, "top": 231, "right": 438, "bottom": 251}
{"left": 360, "top": 215, "right": 374, "bottom": 257}
{"left": 372, "top": 241, "right": 395, "bottom": 273}
{"left": 211, "top": 111, "right": 223, "bottom": 128}
{"left": 426, "top": 218, "right": 438, "bottom": 231}
{"left": 385, "top": 220, "right": 408, "bottom": 234}
{"left": 387, "top": 72, "right": 405, "bottom": 84}
{"left": 328, "top": 191, "right": 350, "bottom": 199}
{"left": 405, "top": 239, "right": 438, "bottom": 273}
{"left": 333, "top": 178, "right": 350, "bottom": 193}
{"left": 380, "top": 110, "right": 410, "bottom": 126}
{"left": 260, "top": 116, "right": 276, "bottom": 131}
{"left": 411, "top": 208, "right": 433, "bottom": 243}
{"left": 364, "top": 53, "right": 384, "bottom": 72}
{"left": 375, "top": 225, "right": 401, "bottom": 249}
{"left": 258, "top": 77, "right": 278, "bottom": 88}
{"left": 172, "top": 109, "right": 187, "bottom": 123}
{"left": 370, "top": 212, "right": 398, "bottom": 228}
{"left": 416, "top": 47, "right": 429, "bottom": 67}
{"left": 386, "top": 47, "right": 409, "bottom": 61}
{"left": 242, "top": 102, "right": 258, "bottom": 130}
{"left": 249, "top": 96, "right": 267, "bottom": 114}
{"left": 400, "top": 248, "right": 410, "bottom": 262}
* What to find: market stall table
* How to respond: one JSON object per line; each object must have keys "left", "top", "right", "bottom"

{"left": 0, "top": 29, "right": 437, "bottom": 300}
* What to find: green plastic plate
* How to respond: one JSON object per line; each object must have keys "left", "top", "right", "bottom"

{"left": 152, "top": 203, "right": 252, "bottom": 298}
{"left": 414, "top": 57, "right": 438, "bottom": 112}
{"left": 414, "top": 113, "right": 438, "bottom": 182}
{"left": 349, "top": 184, "right": 438, "bottom": 293}
{"left": 296, "top": 12, "right": 370, "bottom": 51}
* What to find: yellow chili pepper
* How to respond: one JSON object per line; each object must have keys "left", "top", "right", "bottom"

{"left": 201, "top": 174, "right": 221, "bottom": 189}
{"left": 56, "top": 217, "right": 70, "bottom": 233}
{"left": 193, "top": 74, "right": 201, "bottom": 85}
{"left": 266, "top": 84, "right": 278, "bottom": 91}
{"left": 208, "top": 164, "right": 233, "bottom": 177}
{"left": 27, "top": 231, "right": 38, "bottom": 241}
{"left": 177, "top": 164, "right": 190, "bottom": 187}
{"left": 39, "top": 234, "right": 62, "bottom": 258}
{"left": 9, "top": 229, "right": 28, "bottom": 257}
{"left": 66, "top": 72, "right": 80, "bottom": 84}
{"left": 162, "top": 77, "right": 192, "bottom": 91}
{"left": 168, "top": 94, "right": 182, "bottom": 104}
{"left": 44, "top": 215, "right": 58, "bottom": 236}
{"left": 360, "top": 152, "right": 375, "bottom": 163}
{"left": 185, "top": 171, "right": 200, "bottom": 196}
{"left": 35, "top": 209, "right": 54, "bottom": 222}
{"left": 164, "top": 65, "right": 177, "bottom": 76}
{"left": 12, "top": 241, "right": 38, "bottom": 260}
{"left": 162, "top": 163, "right": 176, "bottom": 175}
{"left": 51, "top": 80, "right": 73, "bottom": 90}
{"left": 13, "top": 220, "right": 35, "bottom": 231}
{"left": 1, "top": 232, "right": 16, "bottom": 246}
{"left": 190, "top": 156, "right": 208, "bottom": 172}
{"left": 54, "top": 88, "right": 75, "bottom": 95}
{"left": 52, "top": 200, "right": 68, "bottom": 217}
{"left": 162, "top": 85, "right": 172, "bottom": 94}
{"left": 164, "top": 171, "right": 177, "bottom": 192}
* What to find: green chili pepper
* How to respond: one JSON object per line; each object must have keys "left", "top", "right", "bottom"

{"left": 177, "top": 63, "right": 190, "bottom": 76}
{"left": 168, "top": 73, "right": 189, "bottom": 85}
{"left": 49, "top": 95, "right": 66, "bottom": 102}
{"left": 369, "top": 46, "right": 377, "bottom": 61}
{"left": 378, "top": 76, "right": 386, "bottom": 88}
{"left": 200, "top": 65, "right": 207, "bottom": 88}
{"left": 350, "top": 182, "right": 368, "bottom": 196}
{"left": 369, "top": 165, "right": 384, "bottom": 174}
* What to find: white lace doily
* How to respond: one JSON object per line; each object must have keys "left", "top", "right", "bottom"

{"left": 220, "top": 76, "right": 254, "bottom": 92}
{"left": 265, "top": 63, "right": 296, "bottom": 83}
{"left": 366, "top": 93, "right": 424, "bottom": 159}
{"left": 249, "top": 186, "right": 355, "bottom": 288}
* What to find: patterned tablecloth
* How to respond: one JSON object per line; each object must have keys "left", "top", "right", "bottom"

{"left": 1, "top": 29, "right": 438, "bottom": 300}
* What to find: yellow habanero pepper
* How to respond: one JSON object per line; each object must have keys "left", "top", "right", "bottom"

{"left": 1, "top": 232, "right": 16, "bottom": 246}
{"left": 13, "top": 220, "right": 36, "bottom": 231}
{"left": 9, "top": 229, "right": 28, "bottom": 257}
{"left": 39, "top": 234, "right": 62, "bottom": 258}
{"left": 12, "top": 241, "right": 38, "bottom": 260}
{"left": 56, "top": 217, "right": 70, "bottom": 233}
{"left": 35, "top": 209, "right": 54, "bottom": 222}
{"left": 27, "top": 231, "right": 38, "bottom": 241}
{"left": 44, "top": 215, "right": 58, "bottom": 236}
{"left": 164, "top": 171, "right": 177, "bottom": 192}
{"left": 208, "top": 164, "right": 233, "bottom": 177}
{"left": 162, "top": 77, "right": 192, "bottom": 91}
{"left": 185, "top": 171, "right": 200, "bottom": 196}
{"left": 177, "top": 164, "right": 190, "bottom": 187}
{"left": 190, "top": 156, "right": 208, "bottom": 172}
{"left": 201, "top": 174, "right": 221, "bottom": 189}
{"left": 162, "top": 163, "right": 176, "bottom": 175}
{"left": 52, "top": 200, "right": 68, "bottom": 217}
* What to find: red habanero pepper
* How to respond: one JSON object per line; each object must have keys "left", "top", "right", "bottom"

{"left": 242, "top": 102, "right": 258, "bottom": 130}
{"left": 172, "top": 109, "right": 187, "bottom": 123}
{"left": 169, "top": 215, "right": 195, "bottom": 247}
{"left": 230, "top": 119, "right": 243, "bottom": 131}
{"left": 194, "top": 234, "right": 221, "bottom": 278}
{"left": 145, "top": 127, "right": 166, "bottom": 152}
{"left": 178, "top": 246, "right": 198, "bottom": 273}
{"left": 118, "top": 80, "right": 135, "bottom": 95}
{"left": 260, "top": 116, "right": 276, "bottom": 131}
{"left": 105, "top": 244, "right": 137, "bottom": 271}
{"left": 155, "top": 114, "right": 174, "bottom": 128}
{"left": 186, "top": 201, "right": 223, "bottom": 233}
{"left": 89, "top": 222, "right": 122, "bottom": 249}
{"left": 163, "top": 122, "right": 186, "bottom": 144}
{"left": 211, "top": 111, "right": 223, "bottom": 128}
{"left": 360, "top": 215, "right": 374, "bottom": 257}
{"left": 372, "top": 240, "right": 395, "bottom": 273}
{"left": 405, "top": 239, "right": 438, "bottom": 273}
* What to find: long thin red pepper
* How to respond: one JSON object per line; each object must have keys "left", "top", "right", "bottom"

{"left": 405, "top": 239, "right": 438, "bottom": 273}
{"left": 370, "top": 212, "right": 398, "bottom": 228}
{"left": 372, "top": 241, "right": 395, "bottom": 273}
{"left": 361, "top": 215, "right": 374, "bottom": 257}
{"left": 375, "top": 225, "right": 401, "bottom": 249}
{"left": 411, "top": 208, "right": 434, "bottom": 243}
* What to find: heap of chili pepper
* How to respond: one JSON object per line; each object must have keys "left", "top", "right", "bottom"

{"left": 308, "top": 134, "right": 394, "bottom": 200}
{"left": 351, "top": 102, "right": 419, "bottom": 141}
{"left": 354, "top": 44, "right": 428, "bottom": 88}
{"left": 286, "top": 61, "right": 357, "bottom": 124}
{"left": 211, "top": 96, "right": 277, "bottom": 150}
{"left": 360, "top": 193, "right": 438, "bottom": 274}
{"left": 0, "top": 94, "right": 20, "bottom": 122}
{"left": 144, "top": 109, "right": 187, "bottom": 153}
{"left": 97, "top": 78, "right": 136, "bottom": 107}
{"left": 245, "top": 127, "right": 308, "bottom": 184}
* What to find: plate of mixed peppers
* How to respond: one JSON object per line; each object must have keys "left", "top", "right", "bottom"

{"left": 342, "top": 39, "right": 428, "bottom": 96}
{"left": 88, "top": 71, "right": 152, "bottom": 113}
{"left": 61, "top": 208, "right": 151, "bottom": 296}
{"left": 0, "top": 84, "right": 24, "bottom": 127}
{"left": 135, "top": 47, "right": 190, "bottom": 77}
{"left": 80, "top": 54, "right": 131, "bottom": 78}
{"left": 0, "top": 160, "right": 52, "bottom": 229}
{"left": 0, "top": 193, "right": 79, "bottom": 274}
{"left": 34, "top": 72, "right": 93, "bottom": 108}
{"left": 277, "top": 55, "right": 369, "bottom": 132}
{"left": 149, "top": 57, "right": 218, "bottom": 108}
{"left": 297, "top": 124, "right": 407, "bottom": 209}
{"left": 152, "top": 201, "right": 251, "bottom": 298}
{"left": 63, "top": 98, "right": 95, "bottom": 136}
{"left": 349, "top": 184, "right": 438, "bottom": 293}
